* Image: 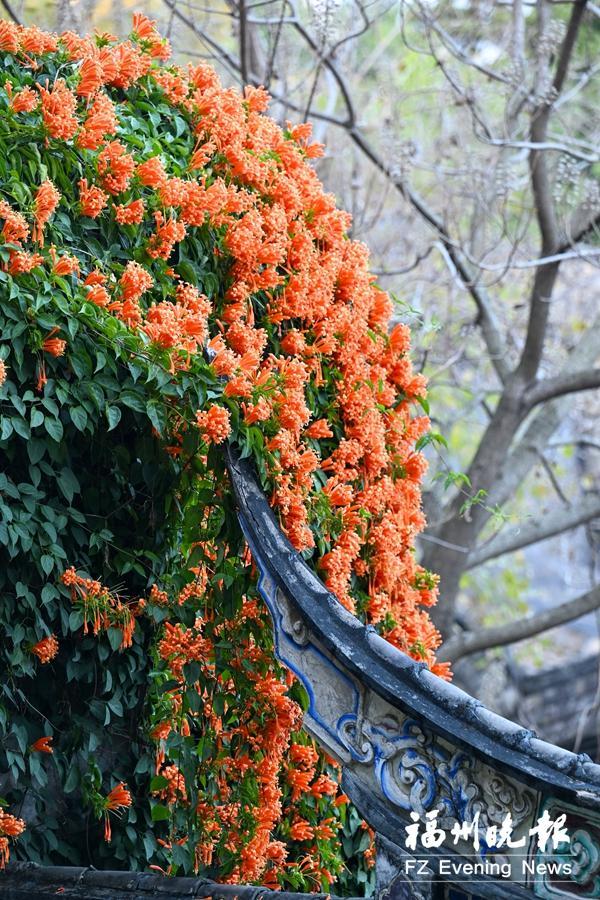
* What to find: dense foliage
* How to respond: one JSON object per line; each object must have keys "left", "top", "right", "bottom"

{"left": 0, "top": 15, "right": 445, "bottom": 890}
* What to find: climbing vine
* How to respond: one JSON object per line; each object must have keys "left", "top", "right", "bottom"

{"left": 0, "top": 14, "right": 447, "bottom": 891}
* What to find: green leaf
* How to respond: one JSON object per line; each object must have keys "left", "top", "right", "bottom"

{"left": 57, "top": 468, "right": 80, "bottom": 504}
{"left": 0, "top": 418, "right": 13, "bottom": 441}
{"left": 119, "top": 390, "right": 145, "bottom": 412}
{"left": 12, "top": 417, "right": 30, "bottom": 440}
{"left": 41, "top": 584, "right": 58, "bottom": 605}
{"left": 40, "top": 554, "right": 54, "bottom": 576}
{"left": 185, "top": 689, "right": 203, "bottom": 714}
{"left": 27, "top": 438, "right": 46, "bottom": 465}
{"left": 107, "top": 696, "right": 123, "bottom": 716}
{"left": 69, "top": 406, "right": 88, "bottom": 432}
{"left": 142, "top": 833, "right": 156, "bottom": 859}
{"left": 107, "top": 627, "right": 123, "bottom": 652}
{"left": 106, "top": 406, "right": 121, "bottom": 431}
{"left": 68, "top": 610, "right": 84, "bottom": 631}
{"left": 63, "top": 765, "right": 79, "bottom": 794}
{"left": 30, "top": 409, "right": 44, "bottom": 428}
{"left": 44, "top": 417, "right": 64, "bottom": 442}
{"left": 146, "top": 399, "right": 164, "bottom": 434}
{"left": 149, "top": 775, "right": 169, "bottom": 792}
{"left": 151, "top": 804, "right": 170, "bottom": 822}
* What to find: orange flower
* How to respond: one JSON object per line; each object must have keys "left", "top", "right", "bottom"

{"left": 104, "top": 781, "right": 132, "bottom": 811}
{"left": 30, "top": 736, "right": 53, "bottom": 754}
{"left": 97, "top": 141, "right": 135, "bottom": 195}
{"left": 0, "top": 21, "right": 19, "bottom": 53}
{"left": 77, "top": 55, "right": 104, "bottom": 97}
{"left": 287, "top": 768, "right": 312, "bottom": 801}
{"left": 36, "top": 362, "right": 47, "bottom": 393}
{"left": 310, "top": 774, "right": 338, "bottom": 797}
{"left": 119, "top": 261, "right": 153, "bottom": 301}
{"left": 136, "top": 156, "right": 167, "bottom": 188}
{"left": 0, "top": 810, "right": 25, "bottom": 838}
{"left": 289, "top": 819, "right": 314, "bottom": 842}
{"left": 77, "top": 92, "right": 118, "bottom": 150}
{"left": 131, "top": 13, "right": 164, "bottom": 47}
{"left": 289, "top": 743, "right": 318, "bottom": 767}
{"left": 432, "top": 660, "right": 453, "bottom": 680}
{"left": 39, "top": 79, "right": 78, "bottom": 141}
{"left": 10, "top": 86, "right": 38, "bottom": 113}
{"left": 189, "top": 140, "right": 216, "bottom": 170}
{"left": 147, "top": 212, "right": 186, "bottom": 259}
{"left": 0, "top": 360, "right": 6, "bottom": 386}
{"left": 0, "top": 808, "right": 25, "bottom": 869}
{"left": 195, "top": 404, "right": 231, "bottom": 445}
{"left": 78, "top": 179, "right": 108, "bottom": 218}
{"left": 86, "top": 284, "right": 110, "bottom": 307}
{"left": 20, "top": 25, "right": 58, "bottom": 56}
{"left": 103, "top": 782, "right": 132, "bottom": 843}
{"left": 31, "top": 635, "right": 59, "bottom": 663}
{"left": 52, "top": 253, "right": 79, "bottom": 276}
{"left": 153, "top": 764, "right": 187, "bottom": 805}
{"left": 7, "top": 250, "right": 44, "bottom": 275}
{"left": 0, "top": 199, "right": 29, "bottom": 244}
{"left": 42, "top": 329, "right": 66, "bottom": 357}
{"left": 305, "top": 419, "right": 333, "bottom": 439}
{"left": 32, "top": 181, "right": 60, "bottom": 245}
{"left": 114, "top": 198, "right": 145, "bottom": 225}
{"left": 84, "top": 269, "right": 106, "bottom": 287}
{"left": 0, "top": 838, "right": 8, "bottom": 871}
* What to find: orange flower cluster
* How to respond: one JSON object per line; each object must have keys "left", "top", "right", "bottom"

{"left": 30, "top": 736, "right": 53, "bottom": 753}
{"left": 78, "top": 178, "right": 108, "bottom": 218}
{"left": 77, "top": 92, "right": 118, "bottom": 150}
{"left": 231, "top": 675, "right": 303, "bottom": 884}
{"left": 1, "top": 13, "right": 448, "bottom": 883}
{"left": 143, "top": 282, "right": 211, "bottom": 354}
{"left": 195, "top": 404, "right": 231, "bottom": 445}
{"left": 104, "top": 782, "right": 132, "bottom": 843}
{"left": 115, "top": 198, "right": 145, "bottom": 224}
{"left": 98, "top": 141, "right": 135, "bottom": 196}
{"left": 32, "top": 180, "right": 60, "bottom": 245}
{"left": 61, "top": 566, "right": 138, "bottom": 649}
{"left": 31, "top": 634, "right": 59, "bottom": 663}
{"left": 157, "top": 619, "right": 212, "bottom": 681}
{"left": 0, "top": 808, "right": 26, "bottom": 869}
{"left": 51, "top": 248, "right": 79, "bottom": 276}
{"left": 0, "top": 19, "right": 441, "bottom": 669}
{"left": 39, "top": 78, "right": 78, "bottom": 140}
{"left": 7, "top": 84, "right": 37, "bottom": 113}
{"left": 105, "top": 781, "right": 132, "bottom": 811}
{"left": 148, "top": 581, "right": 344, "bottom": 885}
{"left": 42, "top": 327, "right": 66, "bottom": 357}
{"left": 0, "top": 196, "right": 42, "bottom": 275}
{"left": 153, "top": 764, "right": 188, "bottom": 805}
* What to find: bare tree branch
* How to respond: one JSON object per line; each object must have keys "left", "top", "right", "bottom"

{"left": 484, "top": 315, "right": 600, "bottom": 513}
{"left": 0, "top": 0, "right": 21, "bottom": 24}
{"left": 239, "top": 0, "right": 249, "bottom": 84}
{"left": 562, "top": 207, "right": 600, "bottom": 251}
{"left": 162, "top": 0, "right": 244, "bottom": 81}
{"left": 525, "top": 367, "right": 600, "bottom": 407}
{"left": 467, "top": 494, "right": 600, "bottom": 568}
{"left": 438, "top": 584, "right": 600, "bottom": 662}
{"left": 517, "top": 0, "right": 588, "bottom": 382}
{"left": 348, "top": 128, "right": 512, "bottom": 383}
